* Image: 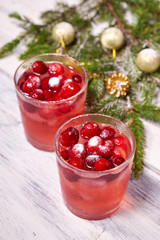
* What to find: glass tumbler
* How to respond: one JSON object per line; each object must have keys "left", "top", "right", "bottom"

{"left": 54, "top": 114, "right": 136, "bottom": 220}
{"left": 14, "top": 53, "right": 88, "bottom": 151}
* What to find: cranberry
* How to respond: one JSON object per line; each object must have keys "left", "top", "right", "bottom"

{"left": 41, "top": 77, "right": 50, "bottom": 89}
{"left": 85, "top": 155, "right": 100, "bottom": 169}
{"left": 113, "top": 136, "right": 126, "bottom": 146}
{"left": 18, "top": 72, "right": 27, "bottom": 89}
{"left": 72, "top": 74, "right": 82, "bottom": 83}
{"left": 94, "top": 158, "right": 112, "bottom": 171}
{"left": 29, "top": 89, "right": 45, "bottom": 100}
{"left": 80, "top": 122, "right": 100, "bottom": 139}
{"left": 70, "top": 143, "right": 87, "bottom": 159}
{"left": 48, "top": 77, "right": 61, "bottom": 92}
{"left": 98, "top": 145, "right": 112, "bottom": 158}
{"left": 58, "top": 74, "right": 67, "bottom": 84}
{"left": 58, "top": 104, "right": 73, "bottom": 113}
{"left": 100, "top": 126, "right": 115, "bottom": 140}
{"left": 60, "top": 149, "right": 69, "bottom": 160}
{"left": 112, "top": 147, "right": 126, "bottom": 159}
{"left": 112, "top": 157, "right": 125, "bottom": 166}
{"left": 86, "top": 136, "right": 103, "bottom": 154}
{"left": 60, "top": 127, "right": 79, "bottom": 147}
{"left": 60, "top": 81, "right": 80, "bottom": 99}
{"left": 69, "top": 156, "right": 84, "bottom": 169}
{"left": 52, "top": 93, "right": 63, "bottom": 101}
{"left": 32, "top": 61, "right": 48, "bottom": 74}
{"left": 38, "top": 108, "right": 55, "bottom": 119}
{"left": 22, "top": 73, "right": 41, "bottom": 93}
{"left": 48, "top": 63, "right": 64, "bottom": 75}
{"left": 104, "top": 139, "right": 115, "bottom": 150}
{"left": 23, "top": 102, "right": 36, "bottom": 113}
{"left": 43, "top": 89, "right": 52, "bottom": 100}
{"left": 63, "top": 169, "right": 80, "bottom": 182}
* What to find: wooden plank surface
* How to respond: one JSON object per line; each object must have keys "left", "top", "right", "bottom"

{"left": 0, "top": 1, "right": 160, "bottom": 239}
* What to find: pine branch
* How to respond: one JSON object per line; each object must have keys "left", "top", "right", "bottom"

{"left": 86, "top": 77, "right": 105, "bottom": 109}
{"left": 0, "top": 38, "right": 20, "bottom": 58}
{"left": 9, "top": 12, "right": 23, "bottom": 21}
{"left": 141, "top": 82, "right": 157, "bottom": 104}
{"left": 127, "top": 111, "right": 145, "bottom": 178}
{"left": 134, "top": 103, "right": 160, "bottom": 122}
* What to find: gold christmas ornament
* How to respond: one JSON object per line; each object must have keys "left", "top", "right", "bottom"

{"left": 106, "top": 73, "right": 130, "bottom": 97}
{"left": 136, "top": 48, "right": 160, "bottom": 73}
{"left": 100, "top": 27, "right": 124, "bottom": 50}
{"left": 52, "top": 22, "right": 75, "bottom": 45}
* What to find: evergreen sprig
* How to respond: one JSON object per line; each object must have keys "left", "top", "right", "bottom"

{"left": 0, "top": 0, "right": 160, "bottom": 178}
{"left": 127, "top": 111, "right": 145, "bottom": 178}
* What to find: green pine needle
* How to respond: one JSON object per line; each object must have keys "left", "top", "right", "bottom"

{"left": 134, "top": 103, "right": 160, "bottom": 122}
{"left": 128, "top": 111, "right": 145, "bottom": 178}
{"left": 0, "top": 38, "right": 20, "bottom": 58}
{"left": 86, "top": 77, "right": 105, "bottom": 109}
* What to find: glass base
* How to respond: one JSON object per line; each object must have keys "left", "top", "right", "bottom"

{"left": 65, "top": 201, "right": 123, "bottom": 220}
{"left": 26, "top": 135, "right": 54, "bottom": 152}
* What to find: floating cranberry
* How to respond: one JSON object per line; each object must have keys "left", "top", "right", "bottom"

{"left": 18, "top": 72, "right": 28, "bottom": 89}
{"left": 32, "top": 61, "right": 48, "bottom": 74}
{"left": 22, "top": 73, "right": 41, "bottom": 93}
{"left": 100, "top": 126, "right": 115, "bottom": 140}
{"left": 70, "top": 143, "right": 87, "bottom": 159}
{"left": 80, "top": 122, "right": 100, "bottom": 139}
{"left": 70, "top": 156, "right": 84, "bottom": 169}
{"left": 58, "top": 104, "right": 73, "bottom": 113}
{"left": 112, "top": 157, "right": 125, "bottom": 166}
{"left": 58, "top": 74, "right": 67, "bottom": 84}
{"left": 72, "top": 74, "right": 82, "bottom": 83}
{"left": 60, "top": 127, "right": 79, "bottom": 147}
{"left": 60, "top": 81, "right": 80, "bottom": 99}
{"left": 94, "top": 158, "right": 112, "bottom": 171}
{"left": 112, "top": 147, "right": 126, "bottom": 159}
{"left": 98, "top": 145, "right": 112, "bottom": 158}
{"left": 38, "top": 107, "right": 55, "bottom": 119}
{"left": 48, "top": 77, "right": 61, "bottom": 92}
{"left": 85, "top": 155, "right": 100, "bottom": 169}
{"left": 43, "top": 89, "right": 52, "bottom": 100}
{"left": 52, "top": 93, "right": 63, "bottom": 101}
{"left": 104, "top": 139, "right": 115, "bottom": 150}
{"left": 48, "top": 63, "right": 64, "bottom": 75}
{"left": 113, "top": 136, "right": 126, "bottom": 147}
{"left": 86, "top": 136, "right": 103, "bottom": 154}
{"left": 23, "top": 102, "right": 36, "bottom": 113}
{"left": 41, "top": 77, "right": 50, "bottom": 89}
{"left": 60, "top": 149, "right": 69, "bottom": 160}
{"left": 29, "top": 89, "right": 45, "bottom": 100}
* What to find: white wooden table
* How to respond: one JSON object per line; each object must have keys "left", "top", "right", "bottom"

{"left": 0, "top": 1, "right": 160, "bottom": 239}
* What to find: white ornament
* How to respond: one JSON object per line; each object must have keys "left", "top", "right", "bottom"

{"left": 136, "top": 48, "right": 160, "bottom": 73}
{"left": 52, "top": 22, "right": 75, "bottom": 45}
{"left": 101, "top": 27, "right": 124, "bottom": 50}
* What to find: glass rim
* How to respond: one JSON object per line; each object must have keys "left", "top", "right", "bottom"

{"left": 54, "top": 113, "right": 136, "bottom": 176}
{"left": 14, "top": 53, "right": 88, "bottom": 105}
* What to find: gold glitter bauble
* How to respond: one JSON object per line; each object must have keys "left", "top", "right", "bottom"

{"left": 101, "top": 27, "right": 124, "bottom": 50}
{"left": 106, "top": 73, "right": 130, "bottom": 97}
{"left": 52, "top": 22, "right": 75, "bottom": 45}
{"left": 136, "top": 48, "right": 160, "bottom": 73}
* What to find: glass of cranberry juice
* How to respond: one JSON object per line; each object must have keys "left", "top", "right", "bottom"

{"left": 54, "top": 114, "right": 136, "bottom": 220}
{"left": 14, "top": 53, "right": 88, "bottom": 151}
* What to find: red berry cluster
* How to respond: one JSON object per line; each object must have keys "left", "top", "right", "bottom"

{"left": 19, "top": 60, "right": 83, "bottom": 101}
{"left": 59, "top": 122, "right": 129, "bottom": 171}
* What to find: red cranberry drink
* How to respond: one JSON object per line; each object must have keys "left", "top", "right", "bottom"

{"left": 14, "top": 54, "right": 88, "bottom": 151}
{"left": 55, "top": 114, "right": 136, "bottom": 220}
